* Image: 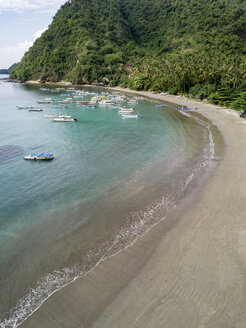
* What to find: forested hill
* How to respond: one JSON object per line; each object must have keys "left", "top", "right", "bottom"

{"left": 11, "top": 0, "right": 246, "bottom": 109}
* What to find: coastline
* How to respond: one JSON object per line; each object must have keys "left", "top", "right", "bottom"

{"left": 21, "top": 85, "right": 246, "bottom": 328}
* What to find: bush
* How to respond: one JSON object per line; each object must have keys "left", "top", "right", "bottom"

{"left": 230, "top": 92, "right": 246, "bottom": 110}
{"left": 168, "top": 86, "right": 180, "bottom": 95}
{"left": 128, "top": 74, "right": 147, "bottom": 90}
{"left": 189, "top": 84, "right": 217, "bottom": 100}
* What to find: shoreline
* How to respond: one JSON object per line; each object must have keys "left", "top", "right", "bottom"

{"left": 21, "top": 84, "right": 246, "bottom": 328}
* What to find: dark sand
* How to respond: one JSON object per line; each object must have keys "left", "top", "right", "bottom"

{"left": 22, "top": 88, "right": 246, "bottom": 328}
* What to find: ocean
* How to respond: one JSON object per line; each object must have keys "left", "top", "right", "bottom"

{"left": 0, "top": 78, "right": 214, "bottom": 327}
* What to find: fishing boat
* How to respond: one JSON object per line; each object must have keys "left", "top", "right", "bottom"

{"left": 16, "top": 105, "right": 33, "bottom": 110}
{"left": 24, "top": 153, "right": 54, "bottom": 160}
{"left": 45, "top": 114, "right": 72, "bottom": 118}
{"left": 37, "top": 98, "right": 54, "bottom": 104}
{"left": 29, "top": 108, "right": 43, "bottom": 112}
{"left": 54, "top": 105, "right": 67, "bottom": 109}
{"left": 77, "top": 100, "right": 88, "bottom": 105}
{"left": 83, "top": 105, "right": 96, "bottom": 109}
{"left": 52, "top": 117, "right": 77, "bottom": 122}
{"left": 98, "top": 99, "right": 116, "bottom": 105}
{"left": 89, "top": 99, "right": 98, "bottom": 104}
{"left": 121, "top": 113, "right": 141, "bottom": 118}
{"left": 128, "top": 99, "right": 138, "bottom": 104}
{"left": 118, "top": 107, "right": 134, "bottom": 114}
{"left": 178, "top": 106, "right": 198, "bottom": 111}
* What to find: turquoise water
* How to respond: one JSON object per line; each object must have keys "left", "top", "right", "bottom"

{"left": 0, "top": 79, "right": 213, "bottom": 327}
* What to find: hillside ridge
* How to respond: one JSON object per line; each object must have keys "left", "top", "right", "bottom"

{"left": 11, "top": 0, "right": 246, "bottom": 109}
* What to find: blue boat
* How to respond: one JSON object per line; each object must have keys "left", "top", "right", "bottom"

{"left": 178, "top": 106, "right": 199, "bottom": 111}
{"left": 24, "top": 153, "right": 55, "bottom": 160}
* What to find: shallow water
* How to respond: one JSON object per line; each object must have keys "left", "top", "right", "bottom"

{"left": 0, "top": 81, "right": 213, "bottom": 327}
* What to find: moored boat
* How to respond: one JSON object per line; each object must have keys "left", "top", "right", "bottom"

{"left": 37, "top": 98, "right": 54, "bottom": 104}
{"left": 29, "top": 107, "right": 43, "bottom": 112}
{"left": 52, "top": 117, "right": 77, "bottom": 122}
{"left": 16, "top": 105, "right": 33, "bottom": 110}
{"left": 98, "top": 99, "right": 116, "bottom": 105}
{"left": 118, "top": 107, "right": 134, "bottom": 114}
{"left": 54, "top": 105, "right": 67, "bottom": 109}
{"left": 121, "top": 113, "right": 141, "bottom": 118}
{"left": 178, "top": 106, "right": 198, "bottom": 111}
{"left": 45, "top": 114, "right": 72, "bottom": 118}
{"left": 77, "top": 100, "right": 88, "bottom": 105}
{"left": 24, "top": 153, "right": 55, "bottom": 160}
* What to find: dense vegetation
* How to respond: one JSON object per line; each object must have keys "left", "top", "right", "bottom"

{"left": 11, "top": 0, "right": 246, "bottom": 109}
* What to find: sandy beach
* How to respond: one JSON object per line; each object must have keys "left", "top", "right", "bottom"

{"left": 21, "top": 88, "right": 246, "bottom": 328}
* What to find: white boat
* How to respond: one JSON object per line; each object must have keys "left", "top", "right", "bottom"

{"left": 118, "top": 107, "right": 134, "bottom": 114}
{"left": 17, "top": 105, "right": 33, "bottom": 110}
{"left": 128, "top": 99, "right": 138, "bottom": 104}
{"left": 98, "top": 99, "right": 116, "bottom": 105}
{"left": 62, "top": 98, "right": 73, "bottom": 103}
{"left": 45, "top": 114, "right": 72, "bottom": 118}
{"left": 121, "top": 113, "right": 141, "bottom": 118}
{"left": 24, "top": 153, "right": 54, "bottom": 160}
{"left": 37, "top": 98, "right": 54, "bottom": 104}
{"left": 89, "top": 99, "right": 98, "bottom": 104}
{"left": 52, "top": 117, "right": 77, "bottom": 122}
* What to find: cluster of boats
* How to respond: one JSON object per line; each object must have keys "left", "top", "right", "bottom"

{"left": 34, "top": 88, "right": 144, "bottom": 117}
{"left": 22, "top": 89, "right": 145, "bottom": 161}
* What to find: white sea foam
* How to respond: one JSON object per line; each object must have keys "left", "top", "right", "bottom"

{"left": 0, "top": 112, "right": 215, "bottom": 328}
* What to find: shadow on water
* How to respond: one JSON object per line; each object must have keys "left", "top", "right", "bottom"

{"left": 0, "top": 145, "right": 24, "bottom": 164}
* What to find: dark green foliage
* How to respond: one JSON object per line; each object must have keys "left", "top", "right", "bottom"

{"left": 230, "top": 92, "right": 246, "bottom": 109}
{"left": 11, "top": 0, "right": 246, "bottom": 109}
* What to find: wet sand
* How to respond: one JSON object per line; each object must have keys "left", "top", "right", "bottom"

{"left": 22, "top": 89, "right": 246, "bottom": 328}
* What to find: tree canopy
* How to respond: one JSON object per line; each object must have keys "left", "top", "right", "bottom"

{"left": 11, "top": 0, "right": 246, "bottom": 109}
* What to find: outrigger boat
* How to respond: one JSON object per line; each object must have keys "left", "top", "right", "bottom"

{"left": 52, "top": 117, "right": 77, "bottom": 122}
{"left": 45, "top": 114, "right": 72, "bottom": 118}
{"left": 118, "top": 107, "right": 134, "bottom": 114}
{"left": 54, "top": 105, "right": 67, "bottom": 109}
{"left": 178, "top": 106, "right": 198, "bottom": 111}
{"left": 98, "top": 99, "right": 116, "bottom": 105}
{"left": 17, "top": 105, "right": 33, "bottom": 110}
{"left": 77, "top": 100, "right": 88, "bottom": 105}
{"left": 37, "top": 98, "right": 54, "bottom": 104}
{"left": 121, "top": 113, "right": 141, "bottom": 118}
{"left": 24, "top": 153, "right": 54, "bottom": 160}
{"left": 29, "top": 108, "right": 43, "bottom": 112}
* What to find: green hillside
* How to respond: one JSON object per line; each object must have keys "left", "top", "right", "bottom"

{"left": 11, "top": 0, "right": 246, "bottom": 109}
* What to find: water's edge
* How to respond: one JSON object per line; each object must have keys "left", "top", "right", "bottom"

{"left": 0, "top": 87, "right": 223, "bottom": 328}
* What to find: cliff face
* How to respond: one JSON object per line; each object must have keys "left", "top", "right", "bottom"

{"left": 11, "top": 0, "right": 246, "bottom": 105}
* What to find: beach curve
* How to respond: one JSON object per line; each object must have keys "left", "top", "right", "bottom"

{"left": 20, "top": 87, "right": 246, "bottom": 328}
